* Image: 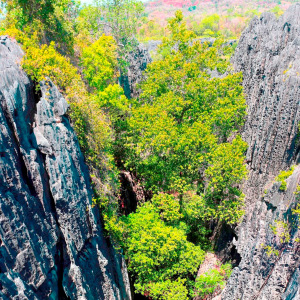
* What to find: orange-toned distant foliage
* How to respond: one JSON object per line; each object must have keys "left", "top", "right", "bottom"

{"left": 137, "top": 0, "right": 294, "bottom": 41}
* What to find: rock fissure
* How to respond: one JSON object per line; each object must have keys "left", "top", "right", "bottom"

{"left": 0, "top": 36, "right": 131, "bottom": 299}
{"left": 221, "top": 4, "right": 300, "bottom": 299}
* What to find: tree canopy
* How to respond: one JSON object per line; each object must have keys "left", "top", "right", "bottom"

{"left": 121, "top": 11, "right": 247, "bottom": 223}
{"left": 107, "top": 11, "right": 248, "bottom": 299}
{"left": 0, "top": 4, "right": 248, "bottom": 299}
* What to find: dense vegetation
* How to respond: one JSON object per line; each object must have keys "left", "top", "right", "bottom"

{"left": 138, "top": 0, "right": 293, "bottom": 42}
{"left": 0, "top": 1, "right": 249, "bottom": 299}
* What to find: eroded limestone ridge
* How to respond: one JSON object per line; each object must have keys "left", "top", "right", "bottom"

{"left": 222, "top": 4, "right": 300, "bottom": 300}
{"left": 0, "top": 36, "right": 131, "bottom": 300}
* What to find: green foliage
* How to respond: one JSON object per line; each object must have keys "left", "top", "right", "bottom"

{"left": 275, "top": 166, "right": 295, "bottom": 191}
{"left": 204, "top": 136, "right": 247, "bottom": 224}
{"left": 151, "top": 193, "right": 182, "bottom": 223}
{"left": 261, "top": 244, "right": 279, "bottom": 257}
{"left": 92, "top": 0, "right": 144, "bottom": 68}
{"left": 293, "top": 204, "right": 300, "bottom": 218}
{"left": 1, "top": 0, "right": 77, "bottom": 52}
{"left": 145, "top": 279, "right": 189, "bottom": 300}
{"left": 123, "top": 11, "right": 247, "bottom": 224}
{"left": 181, "top": 192, "right": 212, "bottom": 247}
{"left": 270, "top": 5, "right": 284, "bottom": 17}
{"left": 194, "top": 263, "right": 232, "bottom": 298}
{"left": 261, "top": 219, "right": 290, "bottom": 258}
{"left": 80, "top": 35, "right": 132, "bottom": 134}
{"left": 2, "top": 7, "right": 250, "bottom": 299}
{"left": 270, "top": 220, "right": 290, "bottom": 244}
{"left": 81, "top": 35, "right": 118, "bottom": 91}
{"left": 295, "top": 185, "right": 300, "bottom": 195}
{"left": 22, "top": 40, "right": 79, "bottom": 89}
{"left": 195, "top": 269, "right": 224, "bottom": 297}
{"left": 119, "top": 201, "right": 205, "bottom": 298}
{"left": 196, "top": 14, "right": 220, "bottom": 37}
{"left": 137, "top": 19, "right": 168, "bottom": 42}
{"left": 96, "top": 84, "right": 130, "bottom": 126}
{"left": 108, "top": 13, "right": 248, "bottom": 298}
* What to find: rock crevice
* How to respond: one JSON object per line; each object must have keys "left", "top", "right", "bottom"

{"left": 0, "top": 36, "right": 131, "bottom": 300}
{"left": 222, "top": 4, "right": 300, "bottom": 299}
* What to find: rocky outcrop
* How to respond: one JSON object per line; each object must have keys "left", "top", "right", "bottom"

{"left": 119, "top": 171, "right": 147, "bottom": 215}
{"left": 0, "top": 36, "right": 131, "bottom": 299}
{"left": 194, "top": 253, "right": 223, "bottom": 300}
{"left": 222, "top": 4, "right": 300, "bottom": 299}
{"left": 223, "top": 167, "right": 300, "bottom": 300}
{"left": 120, "top": 44, "right": 151, "bottom": 99}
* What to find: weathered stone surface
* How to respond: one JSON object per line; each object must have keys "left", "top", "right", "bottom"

{"left": 0, "top": 36, "right": 131, "bottom": 299}
{"left": 222, "top": 4, "right": 300, "bottom": 299}
{"left": 119, "top": 171, "right": 147, "bottom": 215}
{"left": 120, "top": 43, "right": 151, "bottom": 99}
{"left": 223, "top": 167, "right": 300, "bottom": 300}
{"left": 194, "top": 253, "right": 223, "bottom": 300}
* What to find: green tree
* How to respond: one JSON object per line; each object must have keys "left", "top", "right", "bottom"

{"left": 123, "top": 11, "right": 247, "bottom": 224}
{"left": 94, "top": 0, "right": 144, "bottom": 46}
{"left": 1, "top": 0, "right": 78, "bottom": 52}
{"left": 204, "top": 136, "right": 247, "bottom": 224}
{"left": 197, "top": 14, "right": 220, "bottom": 37}
{"left": 194, "top": 264, "right": 232, "bottom": 298}
{"left": 78, "top": 0, "right": 144, "bottom": 68}
{"left": 120, "top": 201, "right": 205, "bottom": 299}
{"left": 81, "top": 35, "right": 119, "bottom": 91}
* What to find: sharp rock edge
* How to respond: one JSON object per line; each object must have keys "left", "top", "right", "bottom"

{"left": 222, "top": 4, "right": 300, "bottom": 300}
{"left": 0, "top": 36, "right": 131, "bottom": 300}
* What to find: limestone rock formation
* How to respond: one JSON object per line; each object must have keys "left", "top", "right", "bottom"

{"left": 120, "top": 43, "right": 151, "bottom": 99}
{"left": 0, "top": 36, "right": 131, "bottom": 300}
{"left": 222, "top": 4, "right": 300, "bottom": 299}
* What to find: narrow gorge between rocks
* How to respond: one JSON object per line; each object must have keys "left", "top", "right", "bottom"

{"left": 0, "top": 2, "right": 300, "bottom": 300}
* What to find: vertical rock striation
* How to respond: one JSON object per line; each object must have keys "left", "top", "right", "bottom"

{"left": 119, "top": 43, "right": 151, "bottom": 99}
{"left": 0, "top": 36, "right": 131, "bottom": 299}
{"left": 222, "top": 4, "right": 300, "bottom": 299}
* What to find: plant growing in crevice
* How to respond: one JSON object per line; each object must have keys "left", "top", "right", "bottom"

{"left": 270, "top": 220, "right": 290, "bottom": 244}
{"left": 261, "top": 219, "right": 291, "bottom": 257}
{"left": 194, "top": 263, "right": 232, "bottom": 298}
{"left": 292, "top": 203, "right": 300, "bottom": 243}
{"left": 275, "top": 165, "right": 295, "bottom": 191}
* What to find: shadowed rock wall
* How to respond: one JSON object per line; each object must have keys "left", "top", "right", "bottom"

{"left": 0, "top": 36, "right": 131, "bottom": 300}
{"left": 120, "top": 44, "right": 151, "bottom": 99}
{"left": 222, "top": 4, "right": 300, "bottom": 299}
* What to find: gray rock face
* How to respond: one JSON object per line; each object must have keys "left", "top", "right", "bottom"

{"left": 0, "top": 36, "right": 131, "bottom": 299}
{"left": 120, "top": 43, "right": 152, "bottom": 99}
{"left": 222, "top": 4, "right": 300, "bottom": 299}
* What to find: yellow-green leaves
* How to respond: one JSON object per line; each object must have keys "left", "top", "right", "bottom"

{"left": 22, "top": 41, "right": 79, "bottom": 89}
{"left": 152, "top": 193, "right": 182, "bottom": 223}
{"left": 275, "top": 165, "right": 295, "bottom": 191}
{"left": 81, "top": 35, "right": 118, "bottom": 91}
{"left": 194, "top": 263, "right": 232, "bottom": 298}
{"left": 205, "top": 136, "right": 247, "bottom": 224}
{"left": 122, "top": 202, "right": 205, "bottom": 299}
{"left": 117, "top": 14, "right": 248, "bottom": 297}
{"left": 143, "top": 279, "right": 189, "bottom": 300}
{"left": 2, "top": 0, "right": 76, "bottom": 52}
{"left": 123, "top": 12, "right": 247, "bottom": 222}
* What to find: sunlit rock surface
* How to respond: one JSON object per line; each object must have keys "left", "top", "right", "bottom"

{"left": 222, "top": 4, "right": 300, "bottom": 299}
{"left": 0, "top": 36, "right": 131, "bottom": 300}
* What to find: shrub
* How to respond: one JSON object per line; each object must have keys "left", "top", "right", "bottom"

{"left": 4, "top": 27, "right": 120, "bottom": 205}
{"left": 119, "top": 201, "right": 205, "bottom": 298}
{"left": 275, "top": 166, "right": 295, "bottom": 191}
{"left": 81, "top": 35, "right": 119, "bottom": 91}
{"left": 194, "top": 264, "right": 232, "bottom": 298}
